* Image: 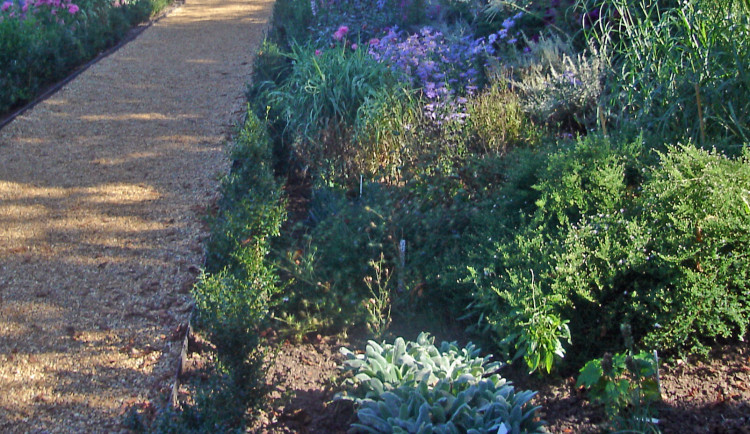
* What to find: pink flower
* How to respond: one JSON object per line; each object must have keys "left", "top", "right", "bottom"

{"left": 315, "top": 49, "right": 322, "bottom": 56}
{"left": 351, "top": 43, "right": 358, "bottom": 51}
{"left": 67, "top": 3, "right": 78, "bottom": 13}
{"left": 333, "top": 25, "right": 349, "bottom": 41}
{"left": 368, "top": 38, "right": 380, "bottom": 46}
{"left": 1, "top": 1, "right": 11, "bottom": 11}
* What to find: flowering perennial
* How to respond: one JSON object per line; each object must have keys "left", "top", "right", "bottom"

{"left": 1, "top": 0, "right": 80, "bottom": 20}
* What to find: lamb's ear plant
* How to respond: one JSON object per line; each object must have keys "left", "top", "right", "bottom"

{"left": 338, "top": 333, "right": 547, "bottom": 433}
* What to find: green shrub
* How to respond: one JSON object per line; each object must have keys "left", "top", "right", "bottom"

{"left": 188, "top": 110, "right": 287, "bottom": 429}
{"left": 637, "top": 144, "right": 750, "bottom": 354}
{"left": 205, "top": 111, "right": 286, "bottom": 273}
{"left": 468, "top": 135, "right": 750, "bottom": 372}
{"left": 468, "top": 134, "right": 643, "bottom": 372}
{"left": 339, "top": 333, "right": 546, "bottom": 433}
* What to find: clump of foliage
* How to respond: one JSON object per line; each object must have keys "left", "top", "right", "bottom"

{"left": 339, "top": 333, "right": 546, "bottom": 433}
{"left": 507, "top": 34, "right": 605, "bottom": 133}
{"left": 577, "top": 324, "right": 661, "bottom": 433}
{"left": 637, "top": 144, "right": 750, "bottom": 354}
{"left": 465, "top": 81, "right": 540, "bottom": 154}
{"left": 205, "top": 111, "right": 287, "bottom": 273}
{"left": 272, "top": 182, "right": 400, "bottom": 338}
{"left": 261, "top": 43, "right": 400, "bottom": 179}
{"left": 180, "top": 111, "right": 286, "bottom": 430}
{"left": 469, "top": 136, "right": 750, "bottom": 372}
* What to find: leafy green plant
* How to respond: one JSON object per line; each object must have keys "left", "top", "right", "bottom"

{"left": 577, "top": 324, "right": 661, "bottom": 432}
{"left": 340, "top": 332, "right": 500, "bottom": 395}
{"left": 339, "top": 333, "right": 546, "bottom": 433}
{"left": 468, "top": 267, "right": 572, "bottom": 374}
{"left": 186, "top": 110, "right": 287, "bottom": 429}
{"left": 352, "top": 377, "right": 544, "bottom": 434}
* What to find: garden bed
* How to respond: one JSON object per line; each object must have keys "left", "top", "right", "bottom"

{"left": 169, "top": 0, "right": 750, "bottom": 432}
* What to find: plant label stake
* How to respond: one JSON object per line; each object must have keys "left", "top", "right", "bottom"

{"left": 398, "top": 239, "right": 406, "bottom": 293}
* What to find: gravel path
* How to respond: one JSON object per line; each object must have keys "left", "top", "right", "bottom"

{"left": 0, "top": 0, "right": 272, "bottom": 430}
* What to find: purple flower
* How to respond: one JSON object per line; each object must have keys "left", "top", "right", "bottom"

{"left": 351, "top": 43, "right": 358, "bottom": 51}
{"left": 1, "top": 1, "right": 11, "bottom": 11}
{"left": 315, "top": 49, "right": 322, "bottom": 56}
{"left": 333, "top": 25, "right": 349, "bottom": 41}
{"left": 67, "top": 3, "right": 78, "bottom": 13}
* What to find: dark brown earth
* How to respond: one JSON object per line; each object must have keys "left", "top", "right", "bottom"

{"left": 178, "top": 327, "right": 749, "bottom": 433}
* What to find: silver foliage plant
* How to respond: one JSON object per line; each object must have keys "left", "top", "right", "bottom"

{"left": 508, "top": 35, "right": 605, "bottom": 132}
{"left": 338, "top": 333, "right": 547, "bottom": 433}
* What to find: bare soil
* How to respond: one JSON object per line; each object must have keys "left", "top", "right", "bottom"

{"left": 0, "top": 0, "right": 273, "bottom": 430}
{"left": 220, "top": 330, "right": 748, "bottom": 433}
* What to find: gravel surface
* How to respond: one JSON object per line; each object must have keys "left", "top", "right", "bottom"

{"left": 0, "top": 0, "right": 272, "bottom": 430}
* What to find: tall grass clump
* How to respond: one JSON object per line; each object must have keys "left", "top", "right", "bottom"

{"left": 262, "top": 43, "right": 400, "bottom": 179}
{"left": 585, "top": 0, "right": 750, "bottom": 143}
